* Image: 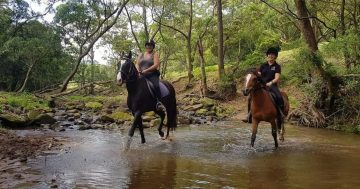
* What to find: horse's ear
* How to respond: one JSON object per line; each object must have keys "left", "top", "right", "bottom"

{"left": 247, "top": 67, "right": 257, "bottom": 74}
{"left": 127, "top": 51, "right": 132, "bottom": 59}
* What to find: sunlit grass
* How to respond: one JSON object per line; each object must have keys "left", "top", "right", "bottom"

{"left": 0, "top": 92, "right": 49, "bottom": 110}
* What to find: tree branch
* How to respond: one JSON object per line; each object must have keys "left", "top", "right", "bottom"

{"left": 125, "top": 5, "right": 142, "bottom": 51}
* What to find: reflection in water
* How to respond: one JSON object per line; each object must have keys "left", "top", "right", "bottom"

{"left": 127, "top": 153, "right": 177, "bottom": 189}
{"left": 26, "top": 122, "right": 360, "bottom": 188}
{"left": 248, "top": 152, "right": 289, "bottom": 189}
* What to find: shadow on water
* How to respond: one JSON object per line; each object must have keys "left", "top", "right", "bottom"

{"left": 21, "top": 121, "right": 360, "bottom": 188}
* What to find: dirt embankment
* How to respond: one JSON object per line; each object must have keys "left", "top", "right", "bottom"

{"left": 0, "top": 129, "right": 64, "bottom": 188}
{"left": 0, "top": 129, "right": 61, "bottom": 161}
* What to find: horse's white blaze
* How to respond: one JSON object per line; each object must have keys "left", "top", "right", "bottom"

{"left": 245, "top": 74, "right": 252, "bottom": 88}
{"left": 116, "top": 72, "right": 122, "bottom": 81}
{"left": 116, "top": 59, "right": 127, "bottom": 81}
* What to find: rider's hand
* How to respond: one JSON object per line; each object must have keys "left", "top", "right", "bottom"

{"left": 266, "top": 81, "right": 273, "bottom": 87}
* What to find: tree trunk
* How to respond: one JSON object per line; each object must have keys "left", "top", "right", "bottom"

{"left": 294, "top": 0, "right": 334, "bottom": 110}
{"left": 340, "top": 0, "right": 352, "bottom": 69}
{"left": 217, "top": 0, "right": 225, "bottom": 78}
{"left": 89, "top": 47, "right": 95, "bottom": 95}
{"left": 197, "top": 39, "right": 209, "bottom": 96}
{"left": 294, "top": 0, "right": 318, "bottom": 52}
{"left": 187, "top": 0, "right": 194, "bottom": 84}
{"left": 309, "top": 0, "right": 320, "bottom": 40}
{"left": 153, "top": 0, "right": 194, "bottom": 85}
{"left": 18, "top": 63, "right": 34, "bottom": 92}
{"left": 142, "top": 0, "right": 149, "bottom": 41}
{"left": 186, "top": 38, "right": 194, "bottom": 83}
{"left": 125, "top": 6, "right": 142, "bottom": 51}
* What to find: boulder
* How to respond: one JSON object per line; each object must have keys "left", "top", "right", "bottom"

{"left": 195, "top": 108, "right": 208, "bottom": 115}
{"left": 100, "top": 114, "right": 115, "bottom": 123}
{"left": 27, "top": 109, "right": 42, "bottom": 120}
{"left": 144, "top": 111, "right": 156, "bottom": 116}
{"left": 110, "top": 111, "right": 132, "bottom": 122}
{"left": 150, "top": 119, "right": 161, "bottom": 127}
{"left": 142, "top": 115, "right": 155, "bottom": 122}
{"left": 0, "top": 112, "right": 28, "bottom": 127}
{"left": 67, "top": 109, "right": 79, "bottom": 113}
{"left": 73, "top": 113, "right": 81, "bottom": 119}
{"left": 178, "top": 115, "right": 191, "bottom": 125}
{"left": 142, "top": 122, "right": 151, "bottom": 128}
{"left": 188, "top": 104, "right": 204, "bottom": 111}
{"left": 78, "top": 124, "right": 92, "bottom": 130}
{"left": 32, "top": 114, "right": 56, "bottom": 125}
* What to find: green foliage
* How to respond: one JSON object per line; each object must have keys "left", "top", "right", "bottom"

{"left": 284, "top": 47, "right": 313, "bottom": 85}
{"left": 0, "top": 92, "right": 49, "bottom": 110}
{"left": 218, "top": 75, "right": 236, "bottom": 97}
{"left": 0, "top": 6, "right": 72, "bottom": 91}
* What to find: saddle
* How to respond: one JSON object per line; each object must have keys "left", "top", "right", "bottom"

{"left": 144, "top": 78, "right": 170, "bottom": 99}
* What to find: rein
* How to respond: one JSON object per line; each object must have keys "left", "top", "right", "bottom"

{"left": 247, "top": 72, "right": 267, "bottom": 94}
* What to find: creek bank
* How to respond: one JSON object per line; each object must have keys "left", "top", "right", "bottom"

{"left": 0, "top": 94, "right": 235, "bottom": 131}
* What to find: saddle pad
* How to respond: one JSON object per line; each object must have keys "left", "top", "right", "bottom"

{"left": 145, "top": 79, "right": 170, "bottom": 98}
{"left": 159, "top": 82, "right": 170, "bottom": 97}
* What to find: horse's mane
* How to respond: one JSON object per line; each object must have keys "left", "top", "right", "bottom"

{"left": 247, "top": 67, "right": 260, "bottom": 76}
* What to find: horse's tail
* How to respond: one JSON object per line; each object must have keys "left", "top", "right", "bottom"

{"left": 162, "top": 81, "right": 177, "bottom": 130}
{"left": 281, "top": 91, "right": 289, "bottom": 116}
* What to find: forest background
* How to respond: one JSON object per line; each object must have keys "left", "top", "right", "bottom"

{"left": 0, "top": 0, "right": 359, "bottom": 132}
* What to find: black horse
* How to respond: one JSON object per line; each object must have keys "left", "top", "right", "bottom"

{"left": 117, "top": 52, "right": 177, "bottom": 145}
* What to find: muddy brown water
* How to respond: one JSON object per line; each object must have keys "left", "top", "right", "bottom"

{"left": 8, "top": 121, "right": 360, "bottom": 188}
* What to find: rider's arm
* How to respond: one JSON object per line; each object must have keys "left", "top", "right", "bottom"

{"left": 268, "top": 65, "right": 281, "bottom": 85}
{"left": 271, "top": 73, "right": 280, "bottom": 84}
{"left": 135, "top": 54, "right": 141, "bottom": 72}
{"left": 142, "top": 53, "right": 160, "bottom": 73}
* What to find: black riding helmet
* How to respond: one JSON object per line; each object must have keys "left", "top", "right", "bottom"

{"left": 266, "top": 47, "right": 279, "bottom": 57}
{"left": 145, "top": 40, "right": 155, "bottom": 49}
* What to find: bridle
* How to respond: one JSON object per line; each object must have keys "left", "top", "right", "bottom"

{"left": 243, "top": 72, "right": 266, "bottom": 96}
{"left": 119, "top": 58, "right": 137, "bottom": 83}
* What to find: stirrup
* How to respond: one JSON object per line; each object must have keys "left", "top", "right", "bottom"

{"left": 156, "top": 101, "right": 166, "bottom": 111}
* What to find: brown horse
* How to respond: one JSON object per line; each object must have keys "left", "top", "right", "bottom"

{"left": 243, "top": 69, "right": 289, "bottom": 148}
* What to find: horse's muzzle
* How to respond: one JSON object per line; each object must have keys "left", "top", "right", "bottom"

{"left": 242, "top": 89, "right": 250, "bottom": 96}
{"left": 116, "top": 79, "right": 123, "bottom": 86}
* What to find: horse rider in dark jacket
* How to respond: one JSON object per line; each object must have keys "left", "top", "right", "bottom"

{"left": 243, "top": 47, "right": 284, "bottom": 123}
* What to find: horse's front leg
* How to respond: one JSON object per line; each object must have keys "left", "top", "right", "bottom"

{"left": 276, "top": 116, "right": 285, "bottom": 142}
{"left": 278, "top": 120, "right": 285, "bottom": 142}
{"left": 251, "top": 119, "right": 259, "bottom": 147}
{"left": 271, "top": 120, "right": 278, "bottom": 148}
{"left": 155, "top": 110, "right": 165, "bottom": 139}
{"left": 138, "top": 118, "right": 146, "bottom": 144}
{"left": 128, "top": 111, "right": 145, "bottom": 143}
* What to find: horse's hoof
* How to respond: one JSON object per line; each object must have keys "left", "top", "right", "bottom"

{"left": 159, "top": 132, "right": 164, "bottom": 138}
{"left": 279, "top": 136, "right": 284, "bottom": 142}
